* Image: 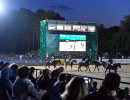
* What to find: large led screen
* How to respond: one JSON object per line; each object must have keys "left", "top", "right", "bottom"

{"left": 59, "top": 41, "right": 86, "bottom": 51}
{"left": 60, "top": 34, "right": 86, "bottom": 40}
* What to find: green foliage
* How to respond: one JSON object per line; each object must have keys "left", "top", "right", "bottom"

{"left": 98, "top": 14, "right": 130, "bottom": 55}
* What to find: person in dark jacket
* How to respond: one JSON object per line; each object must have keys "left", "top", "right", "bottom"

{"left": 13, "top": 66, "right": 44, "bottom": 100}
{"left": 84, "top": 73, "right": 121, "bottom": 100}
{"left": 28, "top": 67, "right": 36, "bottom": 85}
{"left": 0, "top": 67, "right": 13, "bottom": 100}
{"left": 37, "top": 69, "right": 60, "bottom": 100}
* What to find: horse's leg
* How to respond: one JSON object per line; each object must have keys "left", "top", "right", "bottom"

{"left": 98, "top": 66, "right": 99, "bottom": 72}
{"left": 88, "top": 65, "right": 91, "bottom": 72}
{"left": 115, "top": 68, "right": 117, "bottom": 73}
{"left": 85, "top": 66, "right": 88, "bottom": 71}
{"left": 65, "top": 62, "right": 67, "bottom": 69}
{"left": 93, "top": 65, "right": 96, "bottom": 71}
{"left": 71, "top": 64, "right": 72, "bottom": 70}
{"left": 78, "top": 65, "right": 80, "bottom": 71}
{"left": 105, "top": 68, "right": 107, "bottom": 74}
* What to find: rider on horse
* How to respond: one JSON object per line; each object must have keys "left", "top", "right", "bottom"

{"left": 108, "top": 58, "right": 115, "bottom": 67}
{"left": 81, "top": 58, "right": 88, "bottom": 66}
{"left": 50, "top": 55, "right": 55, "bottom": 64}
{"left": 98, "top": 56, "right": 102, "bottom": 64}
{"left": 68, "top": 55, "right": 72, "bottom": 64}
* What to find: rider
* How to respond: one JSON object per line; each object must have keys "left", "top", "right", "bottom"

{"left": 68, "top": 55, "right": 73, "bottom": 64}
{"left": 98, "top": 56, "right": 102, "bottom": 64}
{"left": 81, "top": 58, "right": 85, "bottom": 65}
{"left": 108, "top": 58, "right": 115, "bottom": 67}
{"left": 50, "top": 55, "right": 55, "bottom": 64}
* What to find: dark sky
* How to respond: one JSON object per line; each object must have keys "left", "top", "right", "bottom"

{"left": 2, "top": 0, "right": 130, "bottom": 27}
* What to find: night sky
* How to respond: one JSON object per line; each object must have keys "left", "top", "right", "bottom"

{"left": 1, "top": 0, "right": 130, "bottom": 27}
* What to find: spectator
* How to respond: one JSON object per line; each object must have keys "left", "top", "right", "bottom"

{"left": 1, "top": 62, "right": 9, "bottom": 69}
{"left": 37, "top": 69, "right": 60, "bottom": 100}
{"left": 0, "top": 67, "right": 13, "bottom": 100}
{"left": 124, "top": 87, "right": 130, "bottom": 100}
{"left": 10, "top": 63, "right": 19, "bottom": 83}
{"left": 54, "top": 73, "right": 67, "bottom": 94}
{"left": 13, "top": 66, "right": 44, "bottom": 100}
{"left": 51, "top": 67, "right": 64, "bottom": 84}
{"left": 0, "top": 61, "right": 4, "bottom": 70}
{"left": 62, "top": 76, "right": 88, "bottom": 100}
{"left": 0, "top": 61, "right": 4, "bottom": 78}
{"left": 116, "top": 89, "right": 127, "bottom": 100}
{"left": 84, "top": 73, "right": 121, "bottom": 100}
{"left": 89, "top": 80, "right": 98, "bottom": 93}
{"left": 28, "top": 67, "right": 36, "bottom": 85}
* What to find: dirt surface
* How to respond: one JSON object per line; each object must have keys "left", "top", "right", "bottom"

{"left": 29, "top": 64, "right": 130, "bottom": 89}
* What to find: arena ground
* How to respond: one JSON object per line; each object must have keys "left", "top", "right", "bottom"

{"left": 29, "top": 64, "right": 130, "bottom": 89}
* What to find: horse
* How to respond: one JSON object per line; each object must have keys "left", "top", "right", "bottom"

{"left": 105, "top": 63, "right": 121, "bottom": 74}
{"left": 64, "top": 60, "right": 77, "bottom": 69}
{"left": 92, "top": 61, "right": 107, "bottom": 71}
{"left": 45, "top": 60, "right": 61, "bottom": 69}
{"left": 78, "top": 59, "right": 90, "bottom": 72}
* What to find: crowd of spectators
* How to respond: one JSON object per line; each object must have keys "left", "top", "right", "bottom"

{"left": 0, "top": 50, "right": 40, "bottom": 59}
{"left": 102, "top": 53, "right": 130, "bottom": 59}
{"left": 0, "top": 60, "right": 130, "bottom": 100}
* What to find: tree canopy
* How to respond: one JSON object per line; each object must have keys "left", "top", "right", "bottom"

{"left": 0, "top": 8, "right": 65, "bottom": 53}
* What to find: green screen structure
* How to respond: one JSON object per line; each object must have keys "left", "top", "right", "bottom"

{"left": 40, "top": 20, "right": 98, "bottom": 60}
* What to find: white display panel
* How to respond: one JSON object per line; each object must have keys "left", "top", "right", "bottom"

{"left": 88, "top": 26, "right": 96, "bottom": 32}
{"left": 59, "top": 41, "right": 86, "bottom": 51}
{"left": 73, "top": 25, "right": 80, "bottom": 31}
{"left": 57, "top": 24, "right": 63, "bottom": 30}
{"left": 48, "top": 23, "right": 56, "bottom": 30}
{"left": 64, "top": 25, "right": 71, "bottom": 31}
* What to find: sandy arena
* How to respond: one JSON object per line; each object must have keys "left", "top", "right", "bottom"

{"left": 29, "top": 64, "right": 130, "bottom": 89}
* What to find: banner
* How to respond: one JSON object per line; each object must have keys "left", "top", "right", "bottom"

{"left": 102, "top": 59, "right": 130, "bottom": 64}
{"left": 0, "top": 59, "right": 50, "bottom": 65}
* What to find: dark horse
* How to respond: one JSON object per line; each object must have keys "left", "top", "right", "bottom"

{"left": 92, "top": 61, "right": 107, "bottom": 71}
{"left": 78, "top": 59, "right": 90, "bottom": 72}
{"left": 64, "top": 60, "right": 77, "bottom": 69}
{"left": 45, "top": 60, "right": 61, "bottom": 69}
{"left": 105, "top": 63, "right": 121, "bottom": 74}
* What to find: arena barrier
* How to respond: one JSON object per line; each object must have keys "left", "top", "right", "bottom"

{"left": 55, "top": 59, "right": 65, "bottom": 64}
{"left": 66, "top": 59, "right": 82, "bottom": 64}
{"left": 102, "top": 59, "right": 130, "bottom": 64}
{"left": 0, "top": 59, "right": 50, "bottom": 65}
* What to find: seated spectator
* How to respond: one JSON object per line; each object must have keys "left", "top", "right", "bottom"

{"left": 54, "top": 73, "right": 67, "bottom": 94}
{"left": 62, "top": 76, "right": 88, "bottom": 100}
{"left": 0, "top": 61, "right": 4, "bottom": 70}
{"left": 28, "top": 67, "right": 36, "bottom": 85}
{"left": 116, "top": 89, "right": 127, "bottom": 100}
{"left": 0, "top": 67, "right": 13, "bottom": 100}
{"left": 89, "top": 80, "right": 98, "bottom": 93}
{"left": 13, "top": 66, "right": 44, "bottom": 100}
{"left": 124, "top": 87, "right": 130, "bottom": 100}
{"left": 37, "top": 69, "right": 60, "bottom": 100}
{"left": 51, "top": 67, "right": 64, "bottom": 84}
{"left": 1, "top": 62, "right": 9, "bottom": 69}
{"left": 54, "top": 73, "right": 66, "bottom": 89}
{"left": 84, "top": 73, "right": 121, "bottom": 100}
{"left": 10, "top": 63, "right": 19, "bottom": 83}
{"left": 0, "top": 61, "right": 4, "bottom": 78}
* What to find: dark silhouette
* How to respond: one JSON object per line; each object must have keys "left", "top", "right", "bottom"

{"left": 105, "top": 63, "right": 121, "bottom": 73}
